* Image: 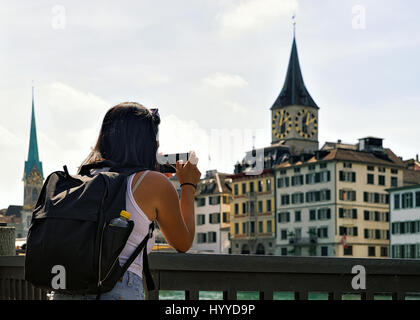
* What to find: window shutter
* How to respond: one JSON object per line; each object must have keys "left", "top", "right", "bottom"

{"left": 353, "top": 227, "right": 358, "bottom": 236}
{"left": 327, "top": 208, "right": 331, "bottom": 219}
{"left": 339, "top": 171, "right": 344, "bottom": 181}
{"left": 339, "top": 208, "right": 344, "bottom": 218}
{"left": 352, "top": 209, "right": 357, "bottom": 219}
{"left": 339, "top": 226, "right": 344, "bottom": 235}
{"left": 364, "top": 229, "right": 369, "bottom": 239}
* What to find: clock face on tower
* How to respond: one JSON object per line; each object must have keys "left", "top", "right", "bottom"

{"left": 272, "top": 109, "right": 293, "bottom": 139}
{"left": 295, "top": 109, "right": 318, "bottom": 139}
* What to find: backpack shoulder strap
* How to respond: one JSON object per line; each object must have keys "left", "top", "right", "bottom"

{"left": 132, "top": 170, "right": 150, "bottom": 194}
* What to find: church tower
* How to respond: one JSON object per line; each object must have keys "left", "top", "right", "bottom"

{"left": 271, "top": 33, "right": 319, "bottom": 154}
{"left": 23, "top": 86, "right": 44, "bottom": 212}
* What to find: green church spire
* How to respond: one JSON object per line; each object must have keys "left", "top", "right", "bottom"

{"left": 24, "top": 85, "right": 43, "bottom": 180}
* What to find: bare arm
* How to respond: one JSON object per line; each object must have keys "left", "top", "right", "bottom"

{"left": 153, "top": 157, "right": 201, "bottom": 253}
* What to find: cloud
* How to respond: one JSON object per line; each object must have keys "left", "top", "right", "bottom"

{"left": 202, "top": 72, "right": 248, "bottom": 88}
{"left": 218, "top": 0, "right": 298, "bottom": 36}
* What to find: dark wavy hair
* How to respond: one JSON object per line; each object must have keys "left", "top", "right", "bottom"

{"left": 79, "top": 102, "right": 160, "bottom": 172}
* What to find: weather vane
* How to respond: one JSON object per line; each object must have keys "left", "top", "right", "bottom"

{"left": 292, "top": 13, "right": 296, "bottom": 36}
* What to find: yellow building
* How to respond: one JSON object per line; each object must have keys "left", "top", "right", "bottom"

{"left": 230, "top": 169, "right": 276, "bottom": 255}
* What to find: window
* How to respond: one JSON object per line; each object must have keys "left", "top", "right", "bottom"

{"left": 317, "top": 208, "right": 331, "bottom": 220}
{"left": 320, "top": 163, "right": 327, "bottom": 169}
{"left": 234, "top": 203, "right": 239, "bottom": 215}
{"left": 281, "top": 247, "right": 287, "bottom": 255}
{"left": 281, "top": 194, "right": 290, "bottom": 205}
{"left": 378, "top": 175, "right": 385, "bottom": 186}
{"left": 294, "top": 211, "right": 301, "bottom": 222}
{"left": 291, "top": 192, "right": 304, "bottom": 204}
{"left": 242, "top": 202, "right": 246, "bottom": 214}
{"left": 222, "top": 212, "right": 230, "bottom": 223}
{"left": 258, "top": 180, "right": 263, "bottom": 192}
{"left": 242, "top": 183, "right": 246, "bottom": 194}
{"left": 368, "top": 246, "right": 376, "bottom": 257}
{"left": 250, "top": 221, "right": 255, "bottom": 234}
{"left": 308, "top": 164, "right": 316, "bottom": 171}
{"left": 234, "top": 223, "right": 239, "bottom": 234}
{"left": 209, "top": 196, "right": 220, "bottom": 205}
{"left": 222, "top": 196, "right": 230, "bottom": 204}
{"left": 197, "top": 233, "right": 207, "bottom": 243}
{"left": 291, "top": 175, "right": 304, "bottom": 186}
{"left": 242, "top": 222, "right": 248, "bottom": 234}
{"left": 394, "top": 194, "right": 400, "bottom": 209}
{"left": 207, "top": 232, "right": 217, "bottom": 243}
{"left": 266, "top": 179, "right": 272, "bottom": 192}
{"left": 339, "top": 208, "right": 357, "bottom": 219}
{"left": 339, "top": 190, "right": 356, "bottom": 201}
{"left": 197, "top": 214, "right": 205, "bottom": 225}
{"left": 402, "top": 192, "right": 414, "bottom": 209}
{"left": 391, "top": 177, "right": 398, "bottom": 187}
{"left": 339, "top": 171, "right": 356, "bottom": 182}
{"left": 339, "top": 226, "right": 358, "bottom": 236}
{"left": 380, "top": 247, "right": 388, "bottom": 257}
{"left": 378, "top": 167, "right": 386, "bottom": 172}
{"left": 258, "top": 201, "right": 263, "bottom": 213}
{"left": 367, "top": 174, "right": 374, "bottom": 184}
{"left": 249, "top": 182, "right": 254, "bottom": 193}
{"left": 234, "top": 184, "right": 238, "bottom": 195}
{"left": 281, "top": 229, "right": 288, "bottom": 240}
{"left": 343, "top": 162, "right": 352, "bottom": 168}
{"left": 209, "top": 213, "right": 220, "bottom": 224}
{"left": 416, "top": 192, "right": 420, "bottom": 207}
{"left": 306, "top": 189, "right": 331, "bottom": 203}
{"left": 317, "top": 226, "right": 328, "bottom": 238}
{"left": 344, "top": 246, "right": 353, "bottom": 256}
{"left": 367, "top": 165, "right": 374, "bottom": 171}
{"left": 258, "top": 221, "right": 263, "bottom": 233}
{"left": 364, "top": 192, "right": 389, "bottom": 204}
{"left": 306, "top": 171, "right": 330, "bottom": 184}
{"left": 321, "top": 246, "right": 328, "bottom": 256}
{"left": 294, "top": 167, "right": 301, "bottom": 173}
{"left": 391, "top": 168, "right": 398, "bottom": 174}
{"left": 277, "top": 177, "right": 290, "bottom": 188}
{"left": 309, "top": 209, "right": 316, "bottom": 221}
{"left": 279, "top": 169, "right": 287, "bottom": 175}
{"left": 197, "top": 198, "right": 206, "bottom": 206}
{"left": 278, "top": 212, "right": 290, "bottom": 223}
{"left": 266, "top": 199, "right": 272, "bottom": 212}
{"left": 267, "top": 220, "right": 272, "bottom": 233}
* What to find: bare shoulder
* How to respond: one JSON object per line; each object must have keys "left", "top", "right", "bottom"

{"left": 134, "top": 170, "right": 176, "bottom": 192}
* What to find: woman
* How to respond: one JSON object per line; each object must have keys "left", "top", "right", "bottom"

{"left": 51, "top": 102, "right": 201, "bottom": 300}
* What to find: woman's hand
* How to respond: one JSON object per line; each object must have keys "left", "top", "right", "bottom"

{"left": 175, "top": 151, "right": 201, "bottom": 186}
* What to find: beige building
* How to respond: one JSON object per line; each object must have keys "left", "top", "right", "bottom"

{"left": 274, "top": 137, "right": 408, "bottom": 258}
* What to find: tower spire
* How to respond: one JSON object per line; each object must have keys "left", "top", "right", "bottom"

{"left": 270, "top": 26, "right": 318, "bottom": 110}
{"left": 24, "top": 84, "right": 43, "bottom": 180}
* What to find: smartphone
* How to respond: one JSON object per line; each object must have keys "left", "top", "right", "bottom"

{"left": 156, "top": 153, "right": 190, "bottom": 173}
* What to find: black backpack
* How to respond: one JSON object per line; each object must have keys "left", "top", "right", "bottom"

{"left": 24, "top": 160, "right": 156, "bottom": 298}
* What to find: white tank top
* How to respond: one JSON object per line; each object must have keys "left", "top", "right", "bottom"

{"left": 91, "top": 168, "right": 155, "bottom": 279}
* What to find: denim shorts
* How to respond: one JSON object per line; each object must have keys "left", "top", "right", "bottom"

{"left": 50, "top": 270, "right": 145, "bottom": 300}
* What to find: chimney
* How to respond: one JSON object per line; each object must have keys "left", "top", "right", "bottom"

{"left": 337, "top": 139, "right": 342, "bottom": 144}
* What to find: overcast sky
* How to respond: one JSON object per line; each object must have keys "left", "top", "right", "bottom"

{"left": 1, "top": 0, "right": 419, "bottom": 209}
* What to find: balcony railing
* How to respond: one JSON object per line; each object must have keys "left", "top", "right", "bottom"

{"left": 1, "top": 253, "right": 420, "bottom": 300}
{"left": 289, "top": 237, "right": 318, "bottom": 246}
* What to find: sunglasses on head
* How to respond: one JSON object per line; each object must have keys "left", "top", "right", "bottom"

{"left": 150, "top": 108, "right": 160, "bottom": 119}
